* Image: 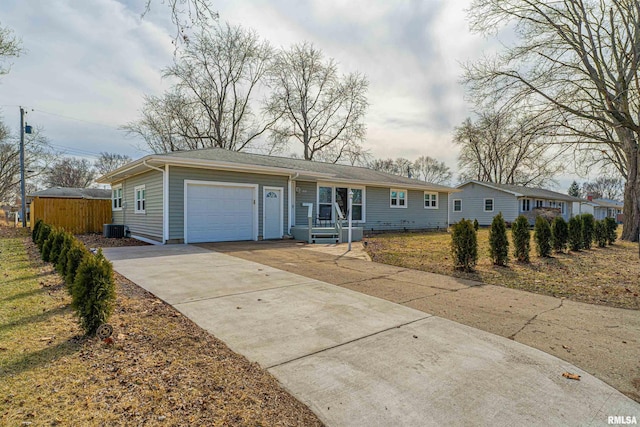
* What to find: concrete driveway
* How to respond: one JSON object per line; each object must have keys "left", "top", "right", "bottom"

{"left": 104, "top": 244, "right": 640, "bottom": 427}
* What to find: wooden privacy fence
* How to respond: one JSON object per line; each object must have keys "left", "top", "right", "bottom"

{"left": 30, "top": 197, "right": 112, "bottom": 234}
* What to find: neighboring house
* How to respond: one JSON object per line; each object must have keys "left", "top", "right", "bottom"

{"left": 449, "top": 181, "right": 583, "bottom": 226}
{"left": 27, "top": 187, "right": 112, "bottom": 233}
{"left": 97, "top": 148, "right": 457, "bottom": 244}
{"left": 592, "top": 198, "right": 624, "bottom": 222}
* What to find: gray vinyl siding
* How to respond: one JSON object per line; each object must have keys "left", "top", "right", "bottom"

{"left": 292, "top": 182, "right": 448, "bottom": 231}
{"left": 364, "top": 187, "right": 449, "bottom": 231}
{"left": 450, "top": 183, "right": 518, "bottom": 225}
{"left": 112, "top": 170, "right": 163, "bottom": 241}
{"left": 294, "top": 181, "right": 317, "bottom": 226}
{"left": 168, "top": 167, "right": 289, "bottom": 241}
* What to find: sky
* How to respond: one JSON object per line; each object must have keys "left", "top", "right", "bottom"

{"left": 0, "top": 0, "right": 578, "bottom": 189}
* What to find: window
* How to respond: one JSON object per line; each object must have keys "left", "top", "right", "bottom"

{"left": 112, "top": 185, "right": 122, "bottom": 210}
{"left": 318, "top": 186, "right": 332, "bottom": 220}
{"left": 134, "top": 185, "right": 145, "bottom": 213}
{"left": 390, "top": 189, "right": 407, "bottom": 208}
{"left": 424, "top": 192, "right": 438, "bottom": 209}
{"left": 558, "top": 202, "right": 566, "bottom": 214}
{"left": 453, "top": 199, "right": 462, "bottom": 212}
{"left": 521, "top": 198, "right": 531, "bottom": 212}
{"left": 535, "top": 199, "right": 544, "bottom": 208}
{"left": 317, "top": 185, "right": 365, "bottom": 222}
{"left": 351, "top": 188, "right": 363, "bottom": 221}
{"left": 484, "top": 198, "right": 494, "bottom": 212}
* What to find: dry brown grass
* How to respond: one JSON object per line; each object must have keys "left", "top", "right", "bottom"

{"left": 0, "top": 226, "right": 323, "bottom": 426}
{"left": 365, "top": 228, "right": 640, "bottom": 309}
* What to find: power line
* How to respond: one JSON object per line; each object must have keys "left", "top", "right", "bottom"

{"left": 31, "top": 108, "right": 125, "bottom": 131}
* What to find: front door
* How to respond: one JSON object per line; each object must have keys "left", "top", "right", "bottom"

{"left": 335, "top": 187, "right": 348, "bottom": 219}
{"left": 263, "top": 187, "right": 283, "bottom": 239}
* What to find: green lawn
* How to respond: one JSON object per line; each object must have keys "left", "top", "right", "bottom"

{"left": 365, "top": 228, "right": 640, "bottom": 309}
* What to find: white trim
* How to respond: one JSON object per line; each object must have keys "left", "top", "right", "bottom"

{"left": 390, "top": 188, "right": 407, "bottom": 209}
{"left": 183, "top": 179, "right": 259, "bottom": 244}
{"left": 263, "top": 186, "right": 284, "bottom": 239}
{"left": 112, "top": 184, "right": 123, "bottom": 211}
{"left": 134, "top": 185, "right": 146, "bottom": 214}
{"left": 163, "top": 165, "right": 169, "bottom": 243}
{"left": 453, "top": 198, "right": 462, "bottom": 212}
{"left": 423, "top": 191, "right": 438, "bottom": 209}
{"left": 483, "top": 198, "right": 494, "bottom": 212}
{"left": 316, "top": 182, "right": 366, "bottom": 222}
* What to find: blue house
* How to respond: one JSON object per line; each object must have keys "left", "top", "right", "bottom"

{"left": 98, "top": 148, "right": 457, "bottom": 244}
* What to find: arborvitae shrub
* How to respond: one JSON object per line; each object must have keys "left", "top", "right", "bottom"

{"left": 568, "top": 216, "right": 583, "bottom": 251}
{"left": 489, "top": 213, "right": 509, "bottom": 266}
{"left": 71, "top": 249, "right": 116, "bottom": 336}
{"left": 512, "top": 215, "right": 531, "bottom": 263}
{"left": 473, "top": 219, "right": 479, "bottom": 231}
{"left": 604, "top": 217, "right": 618, "bottom": 245}
{"left": 32, "top": 219, "right": 43, "bottom": 242}
{"left": 65, "top": 242, "right": 90, "bottom": 289}
{"left": 49, "top": 230, "right": 66, "bottom": 265}
{"left": 41, "top": 229, "right": 57, "bottom": 262}
{"left": 56, "top": 233, "right": 74, "bottom": 276}
{"left": 451, "top": 219, "right": 478, "bottom": 272}
{"left": 594, "top": 220, "right": 607, "bottom": 248}
{"left": 551, "top": 216, "right": 568, "bottom": 253}
{"left": 36, "top": 223, "right": 52, "bottom": 251}
{"left": 581, "top": 213, "right": 595, "bottom": 250}
{"left": 534, "top": 216, "right": 552, "bottom": 257}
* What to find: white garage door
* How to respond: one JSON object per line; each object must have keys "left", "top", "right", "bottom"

{"left": 185, "top": 182, "right": 256, "bottom": 243}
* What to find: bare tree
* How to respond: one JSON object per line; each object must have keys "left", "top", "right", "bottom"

{"left": 46, "top": 158, "right": 95, "bottom": 188}
{"left": 453, "top": 110, "right": 563, "bottom": 187}
{"left": 266, "top": 42, "right": 368, "bottom": 162}
{"left": 466, "top": 0, "right": 640, "bottom": 241}
{"left": 0, "top": 22, "right": 21, "bottom": 77}
{"left": 94, "top": 152, "right": 132, "bottom": 176}
{"left": 368, "top": 158, "right": 399, "bottom": 175}
{"left": 142, "top": 0, "right": 218, "bottom": 47}
{"left": 413, "top": 156, "right": 452, "bottom": 185}
{"left": 0, "top": 124, "right": 54, "bottom": 202}
{"left": 583, "top": 175, "right": 624, "bottom": 200}
{"left": 125, "top": 23, "right": 275, "bottom": 153}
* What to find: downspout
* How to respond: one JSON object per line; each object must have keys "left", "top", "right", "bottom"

{"left": 288, "top": 173, "right": 299, "bottom": 234}
{"left": 447, "top": 191, "right": 452, "bottom": 230}
{"left": 143, "top": 160, "right": 168, "bottom": 244}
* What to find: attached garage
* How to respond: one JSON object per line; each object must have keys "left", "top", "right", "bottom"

{"left": 184, "top": 180, "right": 258, "bottom": 243}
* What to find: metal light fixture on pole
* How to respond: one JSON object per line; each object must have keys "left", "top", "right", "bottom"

{"left": 348, "top": 190, "right": 353, "bottom": 251}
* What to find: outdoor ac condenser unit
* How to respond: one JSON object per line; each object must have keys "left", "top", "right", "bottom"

{"left": 103, "top": 224, "right": 125, "bottom": 238}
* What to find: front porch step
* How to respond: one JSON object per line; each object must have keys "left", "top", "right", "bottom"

{"left": 312, "top": 237, "right": 339, "bottom": 244}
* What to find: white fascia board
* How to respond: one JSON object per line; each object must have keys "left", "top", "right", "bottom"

{"left": 457, "top": 180, "right": 523, "bottom": 197}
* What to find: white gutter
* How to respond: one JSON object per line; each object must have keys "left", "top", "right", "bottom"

{"left": 142, "top": 160, "right": 168, "bottom": 244}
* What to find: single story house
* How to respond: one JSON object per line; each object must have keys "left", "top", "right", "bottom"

{"left": 97, "top": 148, "right": 458, "bottom": 244}
{"left": 449, "top": 180, "right": 583, "bottom": 226}
{"left": 27, "top": 187, "right": 112, "bottom": 233}
{"left": 592, "top": 198, "right": 624, "bottom": 222}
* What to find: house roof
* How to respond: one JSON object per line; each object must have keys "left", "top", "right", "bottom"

{"left": 458, "top": 180, "right": 583, "bottom": 203}
{"left": 592, "top": 198, "right": 623, "bottom": 209}
{"left": 98, "top": 148, "right": 458, "bottom": 192}
{"left": 27, "top": 187, "right": 112, "bottom": 200}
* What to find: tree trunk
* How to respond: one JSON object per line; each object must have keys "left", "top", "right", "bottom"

{"left": 621, "top": 144, "right": 639, "bottom": 243}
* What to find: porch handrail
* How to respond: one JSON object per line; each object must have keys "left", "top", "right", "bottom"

{"left": 334, "top": 202, "right": 344, "bottom": 243}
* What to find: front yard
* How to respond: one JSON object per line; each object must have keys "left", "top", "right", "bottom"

{"left": 365, "top": 229, "right": 640, "bottom": 309}
{"left": 0, "top": 226, "right": 322, "bottom": 426}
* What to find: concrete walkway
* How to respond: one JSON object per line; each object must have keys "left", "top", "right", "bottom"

{"left": 104, "top": 245, "right": 640, "bottom": 426}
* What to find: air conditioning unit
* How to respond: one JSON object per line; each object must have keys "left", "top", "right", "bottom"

{"left": 103, "top": 224, "right": 125, "bottom": 238}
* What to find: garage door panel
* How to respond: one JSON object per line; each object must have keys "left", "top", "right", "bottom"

{"left": 186, "top": 183, "right": 256, "bottom": 243}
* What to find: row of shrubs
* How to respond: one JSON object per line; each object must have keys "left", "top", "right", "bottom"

{"left": 31, "top": 220, "right": 116, "bottom": 336}
{"left": 452, "top": 214, "right": 618, "bottom": 272}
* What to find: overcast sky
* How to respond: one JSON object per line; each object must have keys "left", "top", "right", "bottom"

{"left": 0, "top": 0, "right": 577, "bottom": 188}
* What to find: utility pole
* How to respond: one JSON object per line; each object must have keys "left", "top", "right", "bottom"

{"left": 19, "top": 106, "right": 26, "bottom": 228}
